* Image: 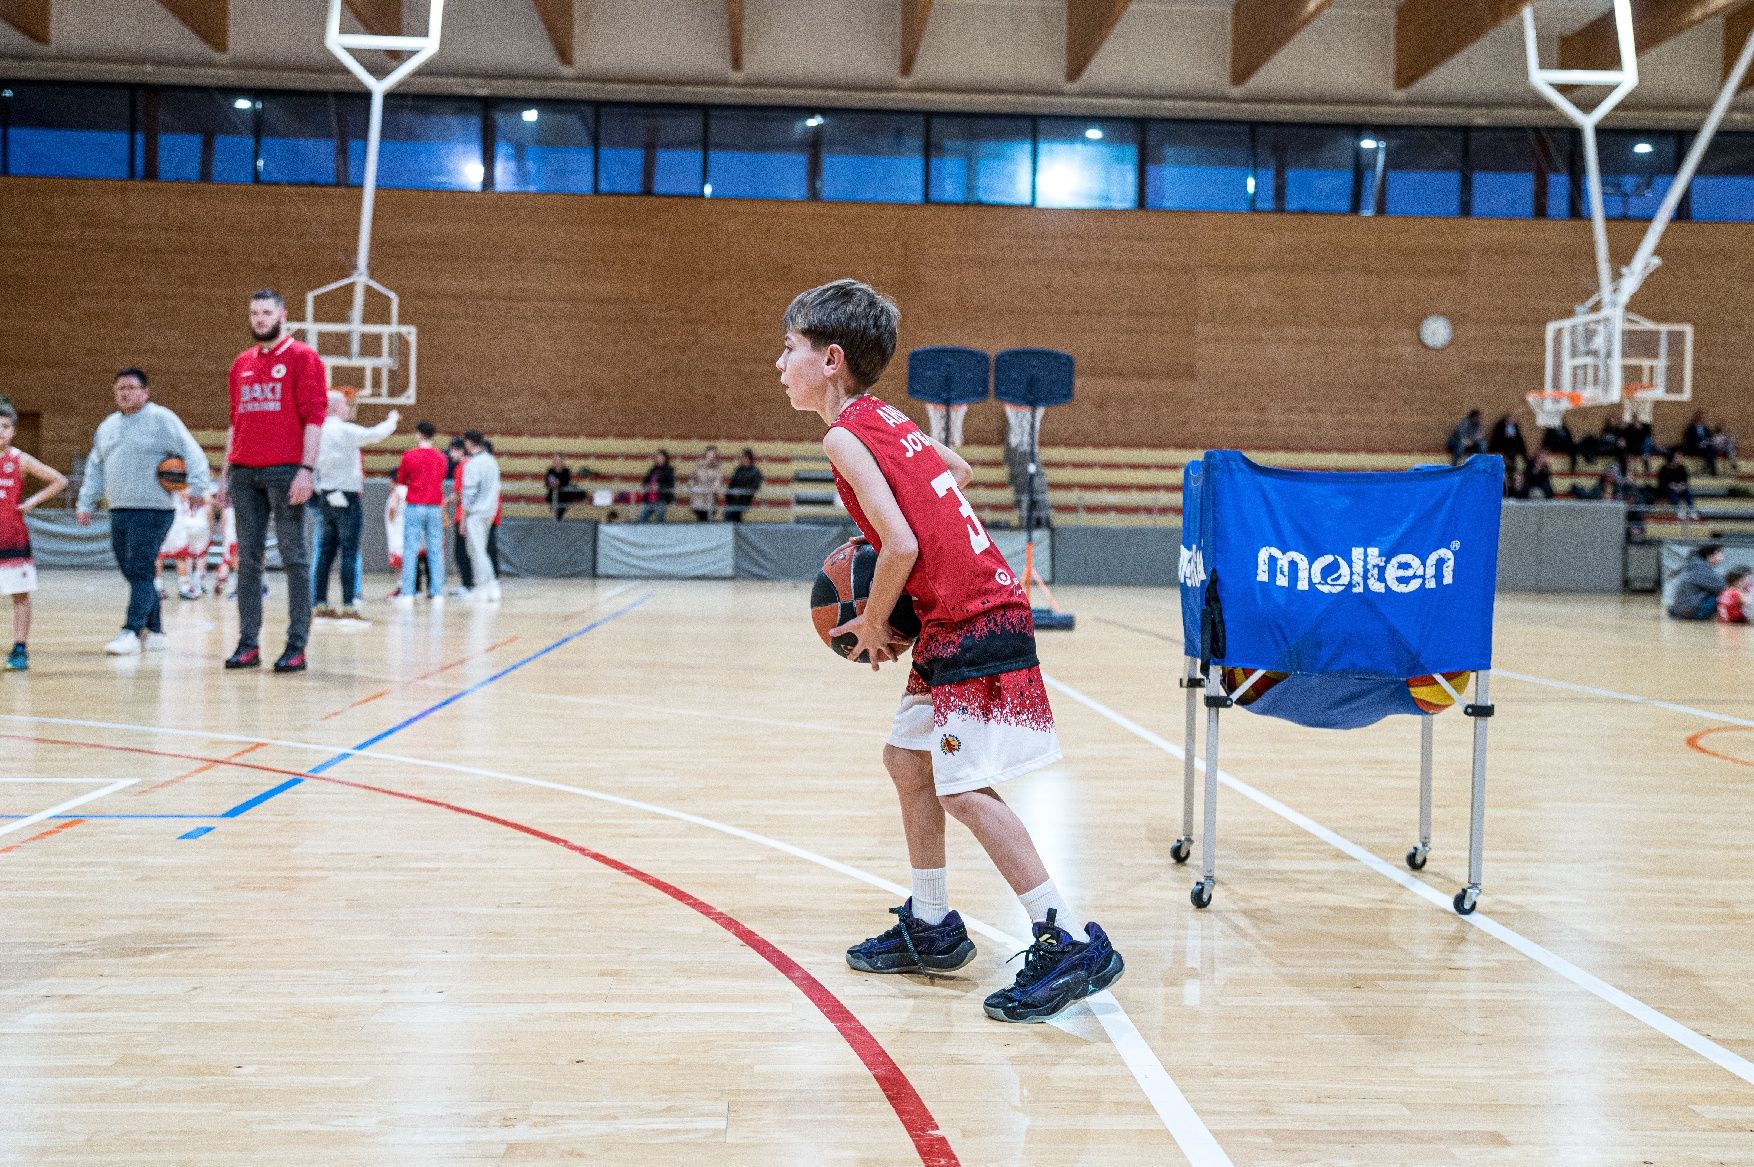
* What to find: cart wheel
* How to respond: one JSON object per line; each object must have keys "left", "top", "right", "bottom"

{"left": 1405, "top": 847, "right": 1427, "bottom": 871}
{"left": 1190, "top": 881, "right": 1212, "bottom": 910}
{"left": 1453, "top": 887, "right": 1478, "bottom": 916}
{"left": 1170, "top": 838, "right": 1192, "bottom": 864}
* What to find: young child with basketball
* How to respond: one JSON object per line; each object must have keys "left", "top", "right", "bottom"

{"left": 777, "top": 279, "right": 1123, "bottom": 1023}
{"left": 0, "top": 397, "right": 69, "bottom": 671}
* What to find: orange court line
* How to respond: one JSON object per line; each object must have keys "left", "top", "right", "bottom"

{"left": 1685, "top": 724, "right": 1754, "bottom": 768}
{"left": 136, "top": 741, "right": 270, "bottom": 797}
{"left": 316, "top": 635, "right": 520, "bottom": 721}
{"left": 0, "top": 818, "right": 87, "bottom": 856}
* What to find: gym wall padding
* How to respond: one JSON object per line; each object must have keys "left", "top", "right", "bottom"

{"left": 733, "top": 522, "right": 857, "bottom": 580}
{"left": 1054, "top": 526, "right": 1178, "bottom": 586}
{"left": 1495, "top": 501, "right": 1625, "bottom": 593}
{"left": 497, "top": 518, "right": 597, "bottom": 579}
{"left": 10, "top": 178, "right": 1754, "bottom": 474}
{"left": 597, "top": 524, "right": 735, "bottom": 579}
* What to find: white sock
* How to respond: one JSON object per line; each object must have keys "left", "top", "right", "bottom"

{"left": 911, "top": 867, "right": 949, "bottom": 926}
{"left": 1018, "top": 878, "right": 1088, "bottom": 942}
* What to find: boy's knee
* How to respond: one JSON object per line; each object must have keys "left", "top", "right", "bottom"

{"left": 882, "top": 744, "right": 933, "bottom": 791}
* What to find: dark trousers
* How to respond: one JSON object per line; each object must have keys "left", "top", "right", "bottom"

{"left": 231, "top": 464, "right": 311, "bottom": 651}
{"left": 312, "top": 491, "right": 364, "bottom": 606}
{"left": 110, "top": 508, "right": 177, "bottom": 634}
{"left": 453, "top": 521, "right": 500, "bottom": 589}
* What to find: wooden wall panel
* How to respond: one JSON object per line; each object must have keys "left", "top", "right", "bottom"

{"left": 2, "top": 178, "right": 1753, "bottom": 473}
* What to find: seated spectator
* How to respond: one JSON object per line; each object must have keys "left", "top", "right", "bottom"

{"left": 1668, "top": 543, "right": 1728, "bottom": 620}
{"left": 545, "top": 454, "right": 590, "bottom": 521}
{"left": 1656, "top": 449, "right": 1699, "bottom": 520}
{"left": 1712, "top": 424, "right": 1738, "bottom": 474}
{"left": 1446, "top": 409, "right": 1486, "bottom": 466}
{"left": 1540, "top": 418, "right": 1578, "bottom": 473}
{"left": 1522, "top": 451, "right": 1555, "bottom": 499}
{"left": 1486, "top": 412, "right": 1527, "bottom": 494}
{"left": 724, "top": 448, "right": 763, "bottom": 523}
{"left": 1623, "top": 417, "right": 1659, "bottom": 472}
{"left": 1579, "top": 417, "right": 1626, "bottom": 471}
{"left": 1718, "top": 567, "right": 1751, "bottom": 625}
{"left": 1680, "top": 410, "right": 1717, "bottom": 476}
{"left": 689, "top": 445, "right": 724, "bottom": 522}
{"left": 637, "top": 450, "right": 675, "bottom": 524}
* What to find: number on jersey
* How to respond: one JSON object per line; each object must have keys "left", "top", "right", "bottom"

{"left": 930, "top": 470, "right": 992, "bottom": 555}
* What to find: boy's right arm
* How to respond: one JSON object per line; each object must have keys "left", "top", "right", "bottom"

{"left": 927, "top": 437, "right": 974, "bottom": 489}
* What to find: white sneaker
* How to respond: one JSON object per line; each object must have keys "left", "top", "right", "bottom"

{"left": 393, "top": 595, "right": 414, "bottom": 608}
{"left": 142, "top": 631, "right": 169, "bottom": 652}
{"left": 446, "top": 585, "right": 470, "bottom": 597}
{"left": 104, "top": 632, "right": 142, "bottom": 656}
{"left": 484, "top": 582, "right": 501, "bottom": 603}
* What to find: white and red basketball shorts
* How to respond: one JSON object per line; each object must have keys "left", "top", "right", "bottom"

{"left": 888, "top": 664, "right": 1061, "bottom": 796}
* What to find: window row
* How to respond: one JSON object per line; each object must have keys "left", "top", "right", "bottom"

{"left": 4, "top": 81, "right": 1754, "bottom": 222}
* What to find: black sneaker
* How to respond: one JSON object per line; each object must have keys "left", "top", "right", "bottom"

{"left": 273, "top": 647, "right": 307, "bottom": 673}
{"left": 224, "top": 645, "right": 261, "bottom": 669}
{"left": 846, "top": 899, "right": 977, "bottom": 974}
{"left": 982, "top": 909, "right": 1125, "bottom": 1024}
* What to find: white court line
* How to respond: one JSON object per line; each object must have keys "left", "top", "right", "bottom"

{"left": 0, "top": 777, "right": 137, "bottom": 839}
{"left": 0, "top": 712, "right": 1230, "bottom": 1167}
{"left": 1041, "top": 675, "right": 1754, "bottom": 1089}
{"left": 1494, "top": 669, "right": 1754, "bottom": 729}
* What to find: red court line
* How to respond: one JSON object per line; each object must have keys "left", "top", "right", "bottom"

{"left": 317, "top": 635, "right": 520, "bottom": 721}
{"left": 0, "top": 817, "right": 86, "bottom": 856}
{"left": 136, "top": 741, "right": 269, "bottom": 796}
{"left": 1686, "top": 725, "right": 1754, "bottom": 767}
{"left": 0, "top": 732, "right": 960, "bottom": 1167}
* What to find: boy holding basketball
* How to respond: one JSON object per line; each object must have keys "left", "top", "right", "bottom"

{"left": 777, "top": 279, "right": 1123, "bottom": 1023}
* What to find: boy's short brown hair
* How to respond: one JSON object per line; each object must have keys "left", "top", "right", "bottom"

{"left": 784, "top": 279, "right": 900, "bottom": 389}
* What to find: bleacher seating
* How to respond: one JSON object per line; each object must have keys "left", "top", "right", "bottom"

{"left": 184, "top": 431, "right": 1754, "bottom": 533}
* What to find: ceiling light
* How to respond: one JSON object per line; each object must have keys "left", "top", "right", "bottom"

{"left": 234, "top": 97, "right": 253, "bottom": 110}
{"left": 1085, "top": 127, "right": 1103, "bottom": 141}
{"left": 1633, "top": 141, "right": 1654, "bottom": 154}
{"left": 805, "top": 114, "right": 824, "bottom": 128}
{"left": 1, "top": 89, "right": 11, "bottom": 98}
{"left": 463, "top": 161, "right": 485, "bottom": 185}
{"left": 521, "top": 108, "right": 539, "bottom": 123}
{"left": 1360, "top": 137, "right": 1379, "bottom": 150}
{"left": 703, "top": 183, "right": 714, "bottom": 197}
{"left": 1246, "top": 175, "right": 1257, "bottom": 195}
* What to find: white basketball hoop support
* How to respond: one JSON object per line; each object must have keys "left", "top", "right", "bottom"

{"left": 301, "top": 0, "right": 445, "bottom": 404}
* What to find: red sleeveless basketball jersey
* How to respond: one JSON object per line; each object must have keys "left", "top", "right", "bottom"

{"left": 0, "top": 449, "right": 32, "bottom": 567}
{"left": 831, "top": 395, "right": 1037, "bottom": 685}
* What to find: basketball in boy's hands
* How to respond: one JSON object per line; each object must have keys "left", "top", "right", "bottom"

{"left": 812, "top": 540, "right": 921, "bottom": 661}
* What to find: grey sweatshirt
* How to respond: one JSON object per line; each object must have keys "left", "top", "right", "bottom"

{"left": 77, "top": 402, "right": 211, "bottom": 512}
{"left": 460, "top": 451, "right": 501, "bottom": 518}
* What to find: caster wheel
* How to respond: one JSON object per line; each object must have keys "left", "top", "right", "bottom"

{"left": 1406, "top": 847, "right": 1427, "bottom": 871}
{"left": 1170, "top": 838, "right": 1192, "bottom": 865}
{"left": 1190, "top": 882, "right": 1212, "bottom": 910}
{"left": 1453, "top": 887, "right": 1478, "bottom": 916}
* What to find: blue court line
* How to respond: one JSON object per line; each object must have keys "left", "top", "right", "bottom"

{"left": 185, "top": 591, "right": 653, "bottom": 838}
{"left": 2, "top": 814, "right": 218, "bottom": 820}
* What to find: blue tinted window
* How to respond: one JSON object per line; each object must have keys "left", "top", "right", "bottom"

{"left": 1146, "top": 121, "right": 1252, "bottom": 211}
{"left": 5, "top": 84, "right": 131, "bottom": 178}
{"left": 494, "top": 102, "right": 592, "bottom": 193}
{"left": 930, "top": 115, "right": 1031, "bottom": 205}
{"left": 260, "top": 92, "right": 355, "bottom": 185}
{"left": 1469, "top": 128, "right": 1570, "bottom": 219}
{"left": 1598, "top": 131, "right": 1676, "bottom": 220}
{"left": 1256, "top": 125, "right": 1354, "bottom": 213}
{"left": 598, "top": 106, "right": 703, "bottom": 196}
{"left": 1373, "top": 128, "right": 1462, "bottom": 216}
{"left": 1036, "top": 118, "right": 1137, "bottom": 209}
{"left": 707, "top": 108, "right": 808, "bottom": 199}
{"left": 1692, "top": 132, "right": 1754, "bottom": 221}
{"left": 346, "top": 96, "right": 482, "bottom": 191}
{"left": 156, "top": 90, "right": 255, "bottom": 183}
{"left": 821, "top": 111, "right": 924, "bottom": 203}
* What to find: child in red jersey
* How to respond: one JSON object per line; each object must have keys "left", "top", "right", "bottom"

{"left": 776, "top": 279, "right": 1123, "bottom": 1024}
{"left": 0, "top": 397, "right": 69, "bottom": 670}
{"left": 1718, "top": 568, "right": 1751, "bottom": 624}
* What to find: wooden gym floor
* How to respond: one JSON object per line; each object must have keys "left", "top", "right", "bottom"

{"left": 3, "top": 570, "right": 1752, "bottom": 1165}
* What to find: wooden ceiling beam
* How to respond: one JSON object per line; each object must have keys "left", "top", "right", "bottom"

{"left": 1559, "top": 0, "right": 1748, "bottom": 72}
{"left": 342, "top": 0, "right": 400, "bottom": 37}
{"left": 901, "top": 0, "right": 934, "bottom": 77}
{"left": 0, "top": 0, "right": 51, "bottom": 44}
{"left": 726, "top": 0, "right": 743, "bottom": 71}
{"left": 1066, "top": 0, "right": 1134, "bottom": 83}
{"left": 154, "top": 0, "right": 227, "bottom": 53}
{"left": 1730, "top": 4, "right": 1754, "bottom": 91}
{"left": 1395, "top": 0, "right": 1528, "bottom": 89}
{"left": 1230, "top": 1, "right": 1335, "bottom": 86}
{"left": 532, "top": 0, "right": 574, "bottom": 66}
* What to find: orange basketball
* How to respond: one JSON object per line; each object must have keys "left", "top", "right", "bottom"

{"left": 156, "top": 455, "right": 188, "bottom": 493}
{"left": 811, "top": 540, "right": 921, "bottom": 662}
{"left": 1219, "top": 666, "right": 1286, "bottom": 706}
{"left": 1407, "top": 671, "right": 1473, "bottom": 713}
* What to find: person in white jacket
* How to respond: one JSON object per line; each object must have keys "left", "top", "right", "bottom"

{"left": 311, "top": 392, "right": 398, "bottom": 619}
{"left": 459, "top": 429, "right": 501, "bottom": 603}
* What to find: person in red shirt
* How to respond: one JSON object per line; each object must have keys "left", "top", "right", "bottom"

{"left": 776, "top": 278, "right": 1123, "bottom": 1025}
{"left": 390, "top": 421, "right": 449, "bottom": 601}
{"left": 218, "top": 289, "right": 327, "bottom": 672}
{"left": 0, "top": 396, "right": 69, "bottom": 671}
{"left": 1718, "top": 568, "right": 1750, "bottom": 624}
